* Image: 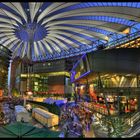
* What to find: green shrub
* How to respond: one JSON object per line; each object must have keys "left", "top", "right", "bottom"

{"left": 11, "top": 88, "right": 20, "bottom": 97}
{"left": 27, "top": 100, "right": 61, "bottom": 115}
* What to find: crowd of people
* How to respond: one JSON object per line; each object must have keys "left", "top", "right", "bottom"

{"left": 59, "top": 103, "right": 95, "bottom": 137}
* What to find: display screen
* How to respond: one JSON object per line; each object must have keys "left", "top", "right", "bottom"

{"left": 71, "top": 54, "right": 90, "bottom": 82}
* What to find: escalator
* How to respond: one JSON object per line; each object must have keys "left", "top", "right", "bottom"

{"left": 123, "top": 112, "right": 140, "bottom": 126}
{"left": 121, "top": 112, "right": 140, "bottom": 137}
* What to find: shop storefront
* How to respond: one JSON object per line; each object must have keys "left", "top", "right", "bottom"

{"left": 71, "top": 49, "right": 140, "bottom": 116}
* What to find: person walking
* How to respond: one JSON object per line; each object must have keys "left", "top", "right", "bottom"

{"left": 21, "top": 117, "right": 24, "bottom": 123}
{"left": 85, "top": 121, "right": 88, "bottom": 132}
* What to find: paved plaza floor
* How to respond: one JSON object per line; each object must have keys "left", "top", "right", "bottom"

{"left": 1, "top": 101, "right": 97, "bottom": 138}
{"left": 83, "top": 126, "right": 96, "bottom": 138}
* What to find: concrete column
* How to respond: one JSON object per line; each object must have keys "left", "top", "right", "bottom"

{"left": 8, "top": 60, "right": 12, "bottom": 97}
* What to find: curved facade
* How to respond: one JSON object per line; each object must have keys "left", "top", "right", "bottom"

{"left": 71, "top": 48, "right": 140, "bottom": 82}
{"left": 0, "top": 45, "right": 11, "bottom": 91}
{"left": 88, "top": 48, "right": 140, "bottom": 74}
{"left": 71, "top": 48, "right": 140, "bottom": 116}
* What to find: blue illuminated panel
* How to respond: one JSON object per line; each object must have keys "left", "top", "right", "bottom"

{"left": 71, "top": 53, "right": 91, "bottom": 82}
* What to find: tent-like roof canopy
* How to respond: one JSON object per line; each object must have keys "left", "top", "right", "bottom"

{"left": 0, "top": 2, "right": 140, "bottom": 61}
{"left": 0, "top": 122, "right": 61, "bottom": 138}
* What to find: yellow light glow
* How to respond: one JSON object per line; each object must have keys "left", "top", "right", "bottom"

{"left": 34, "top": 82, "right": 38, "bottom": 85}
{"left": 131, "top": 41, "right": 135, "bottom": 43}
{"left": 122, "top": 28, "right": 130, "bottom": 34}
{"left": 21, "top": 71, "right": 70, "bottom": 78}
{"left": 131, "top": 78, "right": 136, "bottom": 87}
{"left": 105, "top": 36, "right": 109, "bottom": 41}
{"left": 90, "top": 84, "right": 94, "bottom": 88}
{"left": 100, "top": 93, "right": 103, "bottom": 96}
{"left": 81, "top": 85, "right": 84, "bottom": 90}
{"left": 27, "top": 91, "right": 32, "bottom": 96}
{"left": 111, "top": 77, "right": 118, "bottom": 85}
{"left": 75, "top": 71, "right": 81, "bottom": 79}
{"left": 119, "top": 76, "right": 125, "bottom": 87}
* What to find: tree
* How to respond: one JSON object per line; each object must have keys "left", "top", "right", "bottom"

{"left": 109, "top": 117, "right": 128, "bottom": 138}
{"left": 11, "top": 88, "right": 20, "bottom": 97}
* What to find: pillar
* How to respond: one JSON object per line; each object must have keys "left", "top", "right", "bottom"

{"left": 8, "top": 60, "right": 12, "bottom": 97}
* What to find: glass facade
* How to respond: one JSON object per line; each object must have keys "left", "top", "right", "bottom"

{"left": 1, "top": 2, "right": 140, "bottom": 138}
{"left": 32, "top": 76, "right": 48, "bottom": 92}
{"left": 0, "top": 45, "right": 11, "bottom": 92}
{"left": 71, "top": 48, "right": 140, "bottom": 117}
{"left": 12, "top": 59, "right": 72, "bottom": 96}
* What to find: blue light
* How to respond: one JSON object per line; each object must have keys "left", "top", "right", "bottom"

{"left": 16, "top": 27, "right": 29, "bottom": 41}
{"left": 60, "top": 24, "right": 112, "bottom": 35}
{"left": 59, "top": 34, "right": 84, "bottom": 46}
{"left": 72, "top": 70, "right": 91, "bottom": 83}
{"left": 60, "top": 29, "right": 98, "bottom": 42}
{"left": 15, "top": 23, "right": 47, "bottom": 42}
{"left": 55, "top": 16, "right": 136, "bottom": 26}
{"left": 71, "top": 53, "right": 86, "bottom": 71}
{"left": 53, "top": 2, "right": 140, "bottom": 15}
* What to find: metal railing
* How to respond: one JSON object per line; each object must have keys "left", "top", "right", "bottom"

{"left": 95, "top": 87, "right": 140, "bottom": 95}
{"left": 122, "top": 112, "right": 140, "bottom": 137}
{"left": 105, "top": 31, "right": 140, "bottom": 49}
{"left": 123, "top": 112, "right": 140, "bottom": 126}
{"left": 122, "top": 121, "right": 140, "bottom": 138}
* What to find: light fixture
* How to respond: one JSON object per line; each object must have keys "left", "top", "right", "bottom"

{"left": 81, "top": 85, "right": 84, "bottom": 90}
{"left": 27, "top": 91, "right": 32, "bottom": 96}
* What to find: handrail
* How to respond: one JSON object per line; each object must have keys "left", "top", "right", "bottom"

{"left": 122, "top": 121, "right": 140, "bottom": 138}
{"left": 95, "top": 87, "right": 140, "bottom": 95}
{"left": 124, "top": 112, "right": 140, "bottom": 125}
{"left": 122, "top": 113, "right": 140, "bottom": 137}
{"left": 105, "top": 31, "right": 140, "bottom": 49}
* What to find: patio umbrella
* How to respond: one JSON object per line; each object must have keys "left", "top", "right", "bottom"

{"left": 0, "top": 122, "right": 61, "bottom": 138}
